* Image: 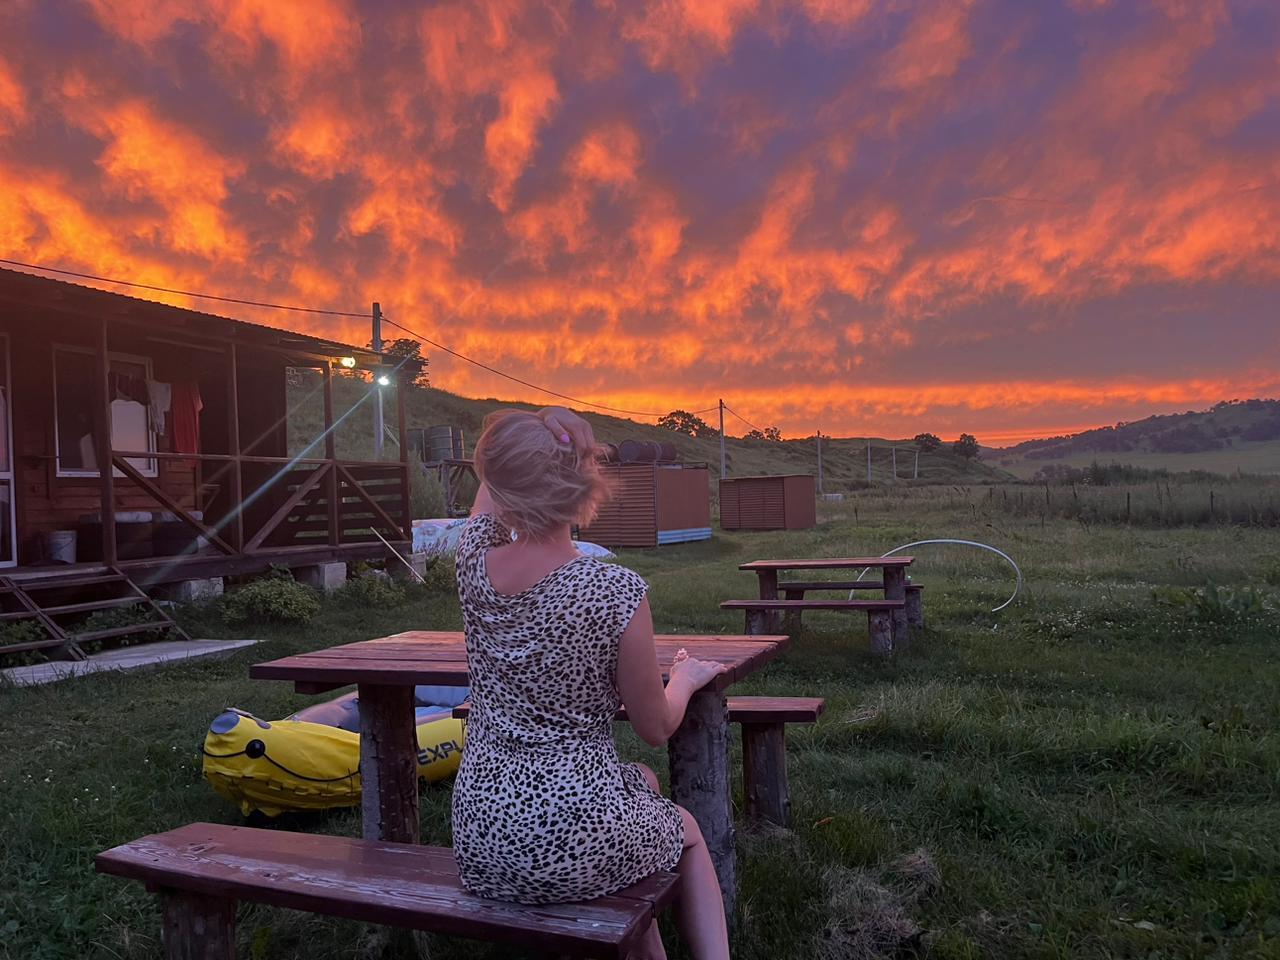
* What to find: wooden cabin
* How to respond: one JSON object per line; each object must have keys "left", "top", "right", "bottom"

{"left": 0, "top": 267, "right": 420, "bottom": 660}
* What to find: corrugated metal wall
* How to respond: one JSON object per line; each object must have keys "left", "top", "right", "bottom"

{"left": 580, "top": 464, "right": 657, "bottom": 547}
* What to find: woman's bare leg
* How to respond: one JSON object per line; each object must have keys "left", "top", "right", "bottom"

{"left": 675, "top": 807, "right": 730, "bottom": 960}
{"left": 628, "top": 766, "right": 728, "bottom": 960}
{"left": 628, "top": 765, "right": 669, "bottom": 960}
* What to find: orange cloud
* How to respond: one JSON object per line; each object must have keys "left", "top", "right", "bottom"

{"left": 0, "top": 56, "right": 27, "bottom": 132}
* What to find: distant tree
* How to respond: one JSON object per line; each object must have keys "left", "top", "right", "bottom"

{"left": 368, "top": 337, "right": 430, "bottom": 387}
{"left": 914, "top": 432, "right": 941, "bottom": 451}
{"left": 953, "top": 433, "right": 980, "bottom": 459}
{"left": 659, "top": 410, "right": 715, "bottom": 437}
{"left": 745, "top": 426, "right": 783, "bottom": 441}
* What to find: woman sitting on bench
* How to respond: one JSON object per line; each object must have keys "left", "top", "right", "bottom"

{"left": 452, "top": 407, "right": 730, "bottom": 960}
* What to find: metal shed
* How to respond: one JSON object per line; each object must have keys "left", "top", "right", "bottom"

{"left": 719, "top": 475, "right": 816, "bottom": 531}
{"left": 579, "top": 463, "right": 711, "bottom": 548}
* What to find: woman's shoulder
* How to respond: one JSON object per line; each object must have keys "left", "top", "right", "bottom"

{"left": 577, "top": 558, "right": 647, "bottom": 593}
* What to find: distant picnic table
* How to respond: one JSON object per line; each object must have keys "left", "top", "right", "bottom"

{"left": 734, "top": 557, "right": 919, "bottom": 652}
{"left": 250, "top": 629, "right": 792, "bottom": 915}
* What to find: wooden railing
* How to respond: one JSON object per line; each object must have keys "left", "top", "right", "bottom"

{"left": 109, "top": 450, "right": 411, "bottom": 559}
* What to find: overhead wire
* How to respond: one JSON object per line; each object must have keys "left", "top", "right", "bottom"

{"left": 722, "top": 403, "right": 765, "bottom": 434}
{"left": 1, "top": 256, "right": 723, "bottom": 420}
{"left": 382, "top": 315, "right": 719, "bottom": 419}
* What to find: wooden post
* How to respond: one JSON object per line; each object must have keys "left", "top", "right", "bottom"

{"left": 782, "top": 587, "right": 803, "bottom": 633}
{"left": 744, "top": 609, "right": 767, "bottom": 635}
{"left": 96, "top": 319, "right": 117, "bottom": 565}
{"left": 913, "top": 448, "right": 919, "bottom": 480}
{"left": 226, "top": 343, "right": 244, "bottom": 552}
{"left": 718, "top": 399, "right": 726, "bottom": 480}
{"left": 742, "top": 724, "right": 790, "bottom": 826}
{"left": 357, "top": 684, "right": 420, "bottom": 844}
{"left": 868, "top": 610, "right": 893, "bottom": 655}
{"left": 816, "top": 430, "right": 823, "bottom": 495}
{"left": 892, "top": 446, "right": 897, "bottom": 479}
{"left": 397, "top": 375, "right": 412, "bottom": 540}
{"left": 669, "top": 689, "right": 735, "bottom": 921}
{"left": 322, "top": 364, "right": 339, "bottom": 547}
{"left": 905, "top": 585, "right": 924, "bottom": 628}
{"left": 883, "top": 566, "right": 908, "bottom": 648}
{"left": 372, "top": 302, "right": 384, "bottom": 460}
{"left": 866, "top": 442, "right": 872, "bottom": 483}
{"left": 756, "top": 569, "right": 779, "bottom": 631}
{"left": 160, "top": 890, "right": 235, "bottom": 960}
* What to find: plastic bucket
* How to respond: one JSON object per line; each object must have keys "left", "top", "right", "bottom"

{"left": 47, "top": 530, "right": 77, "bottom": 564}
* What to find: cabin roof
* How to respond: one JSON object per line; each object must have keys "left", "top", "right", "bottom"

{"left": 0, "top": 266, "right": 422, "bottom": 372}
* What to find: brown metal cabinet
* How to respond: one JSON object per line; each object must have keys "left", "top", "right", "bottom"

{"left": 579, "top": 463, "right": 711, "bottom": 548}
{"left": 719, "top": 475, "right": 816, "bottom": 530}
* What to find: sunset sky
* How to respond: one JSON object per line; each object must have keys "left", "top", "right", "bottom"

{"left": 1, "top": 0, "right": 1277, "bottom": 444}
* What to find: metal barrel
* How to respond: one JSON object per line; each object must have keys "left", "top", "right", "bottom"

{"left": 618, "top": 439, "right": 678, "bottom": 463}
{"left": 427, "top": 425, "right": 462, "bottom": 462}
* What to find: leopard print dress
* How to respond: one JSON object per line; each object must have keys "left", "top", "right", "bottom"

{"left": 451, "top": 513, "right": 685, "bottom": 904}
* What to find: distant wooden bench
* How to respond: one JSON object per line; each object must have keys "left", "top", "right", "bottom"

{"left": 96, "top": 823, "right": 679, "bottom": 959}
{"left": 721, "top": 598, "right": 905, "bottom": 654}
{"left": 453, "top": 695, "right": 825, "bottom": 827}
{"left": 777, "top": 581, "right": 926, "bottom": 630}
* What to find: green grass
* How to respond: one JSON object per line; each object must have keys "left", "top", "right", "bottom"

{"left": 991, "top": 441, "right": 1280, "bottom": 479}
{"left": 2, "top": 491, "right": 1280, "bottom": 959}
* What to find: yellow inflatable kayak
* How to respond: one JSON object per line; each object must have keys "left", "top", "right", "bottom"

{"left": 202, "top": 690, "right": 466, "bottom": 817}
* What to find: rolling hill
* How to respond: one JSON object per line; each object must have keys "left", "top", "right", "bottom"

{"left": 288, "top": 376, "right": 1010, "bottom": 489}
{"left": 988, "top": 399, "right": 1280, "bottom": 478}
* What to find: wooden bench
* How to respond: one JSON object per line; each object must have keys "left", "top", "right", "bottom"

{"left": 96, "top": 823, "right": 679, "bottom": 959}
{"left": 720, "top": 598, "right": 905, "bottom": 654}
{"left": 777, "top": 582, "right": 926, "bottom": 630}
{"left": 453, "top": 695, "right": 825, "bottom": 827}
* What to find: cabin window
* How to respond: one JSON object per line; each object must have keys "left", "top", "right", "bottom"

{"left": 53, "top": 347, "right": 157, "bottom": 478}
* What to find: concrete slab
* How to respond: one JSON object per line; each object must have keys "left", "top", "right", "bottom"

{"left": 1, "top": 639, "right": 261, "bottom": 687}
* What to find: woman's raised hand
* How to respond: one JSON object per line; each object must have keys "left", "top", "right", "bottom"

{"left": 668, "top": 655, "right": 727, "bottom": 692}
{"left": 538, "top": 406, "right": 597, "bottom": 457}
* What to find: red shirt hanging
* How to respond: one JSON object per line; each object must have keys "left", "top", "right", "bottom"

{"left": 171, "top": 382, "right": 203, "bottom": 455}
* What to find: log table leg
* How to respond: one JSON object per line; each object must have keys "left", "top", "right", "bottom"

{"left": 742, "top": 723, "right": 790, "bottom": 827}
{"left": 744, "top": 609, "right": 768, "bottom": 635}
{"left": 161, "top": 890, "right": 235, "bottom": 960}
{"left": 906, "top": 584, "right": 924, "bottom": 629}
{"left": 669, "top": 688, "right": 736, "bottom": 921}
{"left": 882, "top": 567, "right": 909, "bottom": 650}
{"left": 782, "top": 588, "right": 803, "bottom": 634}
{"left": 757, "top": 570, "right": 780, "bottom": 633}
{"left": 358, "top": 683, "right": 420, "bottom": 843}
{"left": 868, "top": 610, "right": 893, "bottom": 656}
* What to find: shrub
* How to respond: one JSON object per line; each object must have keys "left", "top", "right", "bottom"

{"left": 78, "top": 604, "right": 169, "bottom": 653}
{"left": 0, "top": 620, "right": 54, "bottom": 666}
{"left": 421, "top": 555, "right": 458, "bottom": 593}
{"left": 223, "top": 575, "right": 320, "bottom": 626}
{"left": 1153, "top": 582, "right": 1273, "bottom": 624}
{"left": 410, "top": 465, "right": 447, "bottom": 519}
{"left": 334, "top": 570, "right": 408, "bottom": 608}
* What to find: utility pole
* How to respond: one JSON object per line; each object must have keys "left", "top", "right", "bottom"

{"left": 372, "top": 301, "right": 384, "bottom": 459}
{"left": 816, "top": 430, "right": 823, "bottom": 495}
{"left": 866, "top": 441, "right": 872, "bottom": 484}
{"left": 914, "top": 448, "right": 919, "bottom": 480}
{"left": 718, "top": 399, "right": 726, "bottom": 479}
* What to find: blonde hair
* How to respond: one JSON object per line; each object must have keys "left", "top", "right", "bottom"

{"left": 474, "top": 410, "right": 611, "bottom": 541}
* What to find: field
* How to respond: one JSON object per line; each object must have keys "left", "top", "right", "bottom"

{"left": 990, "top": 441, "right": 1280, "bottom": 480}
{"left": 2, "top": 489, "right": 1280, "bottom": 959}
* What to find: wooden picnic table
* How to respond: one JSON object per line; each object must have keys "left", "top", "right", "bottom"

{"left": 739, "top": 557, "right": 915, "bottom": 642}
{"left": 250, "top": 629, "right": 791, "bottom": 917}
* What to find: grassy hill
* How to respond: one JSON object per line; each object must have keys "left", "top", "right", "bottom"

{"left": 988, "top": 399, "right": 1280, "bottom": 478}
{"left": 287, "top": 375, "right": 1010, "bottom": 490}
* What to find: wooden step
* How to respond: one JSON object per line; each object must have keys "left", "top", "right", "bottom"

{"left": 0, "top": 609, "right": 41, "bottom": 621}
{"left": 0, "top": 635, "right": 66, "bottom": 655}
{"left": 43, "top": 596, "right": 148, "bottom": 617}
{"left": 70, "top": 621, "right": 171, "bottom": 643}
{"left": 17, "top": 573, "right": 128, "bottom": 591}
{"left": 779, "top": 580, "right": 883, "bottom": 591}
